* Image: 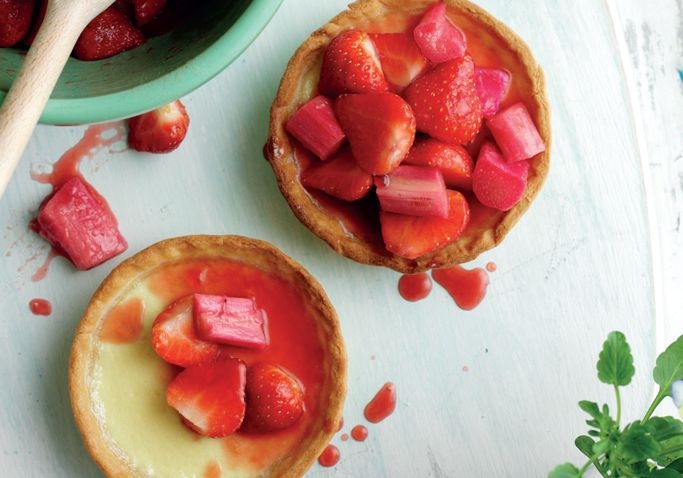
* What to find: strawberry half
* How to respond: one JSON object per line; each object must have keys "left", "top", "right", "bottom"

{"left": 301, "top": 147, "right": 373, "bottom": 201}
{"left": 335, "top": 92, "right": 416, "bottom": 175}
{"left": 380, "top": 189, "right": 470, "bottom": 260}
{"left": 73, "top": 7, "right": 146, "bottom": 61}
{"left": 151, "top": 295, "right": 222, "bottom": 367}
{"left": 403, "top": 137, "right": 474, "bottom": 189}
{"left": 242, "top": 363, "right": 305, "bottom": 433}
{"left": 130, "top": 0, "right": 167, "bottom": 26}
{"left": 403, "top": 55, "right": 483, "bottom": 144}
{"left": 472, "top": 141, "right": 529, "bottom": 211}
{"left": 128, "top": 100, "right": 190, "bottom": 153}
{"left": 166, "top": 358, "right": 247, "bottom": 438}
{"left": 0, "top": 0, "right": 38, "bottom": 47}
{"left": 369, "top": 32, "right": 428, "bottom": 93}
{"left": 318, "top": 30, "right": 389, "bottom": 96}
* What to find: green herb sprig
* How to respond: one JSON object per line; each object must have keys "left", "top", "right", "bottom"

{"left": 550, "top": 331, "right": 683, "bottom": 477}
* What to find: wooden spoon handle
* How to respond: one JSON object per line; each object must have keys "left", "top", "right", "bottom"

{"left": 0, "top": 0, "right": 111, "bottom": 199}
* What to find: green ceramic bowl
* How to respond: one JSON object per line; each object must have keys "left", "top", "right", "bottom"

{"left": 0, "top": 0, "right": 282, "bottom": 125}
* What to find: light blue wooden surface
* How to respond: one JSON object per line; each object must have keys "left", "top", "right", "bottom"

{"left": 0, "top": 0, "right": 681, "bottom": 476}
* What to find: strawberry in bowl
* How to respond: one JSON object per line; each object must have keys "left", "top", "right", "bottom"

{"left": 265, "top": 0, "right": 551, "bottom": 273}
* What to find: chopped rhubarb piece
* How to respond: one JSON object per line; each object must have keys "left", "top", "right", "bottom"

{"left": 413, "top": 2, "right": 467, "bottom": 63}
{"left": 380, "top": 190, "right": 470, "bottom": 260}
{"left": 472, "top": 142, "right": 529, "bottom": 211}
{"left": 403, "top": 138, "right": 474, "bottom": 189}
{"left": 335, "top": 92, "right": 415, "bottom": 175}
{"left": 285, "top": 95, "right": 346, "bottom": 160}
{"left": 301, "top": 147, "right": 373, "bottom": 201}
{"left": 486, "top": 102, "right": 545, "bottom": 162}
{"left": 193, "top": 294, "right": 268, "bottom": 350}
{"left": 35, "top": 177, "right": 127, "bottom": 270}
{"left": 475, "top": 67, "right": 511, "bottom": 118}
{"left": 369, "top": 32, "right": 429, "bottom": 92}
{"left": 375, "top": 165, "right": 449, "bottom": 218}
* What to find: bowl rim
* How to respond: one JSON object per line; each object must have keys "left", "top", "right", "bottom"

{"left": 0, "top": 0, "right": 283, "bottom": 125}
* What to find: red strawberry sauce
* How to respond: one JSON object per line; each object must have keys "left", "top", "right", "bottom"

{"left": 364, "top": 382, "right": 397, "bottom": 423}
{"left": 398, "top": 272, "right": 432, "bottom": 301}
{"left": 100, "top": 297, "right": 144, "bottom": 344}
{"left": 351, "top": 424, "right": 368, "bottom": 442}
{"left": 318, "top": 444, "right": 341, "bottom": 467}
{"left": 144, "top": 258, "right": 329, "bottom": 471}
{"left": 28, "top": 298, "right": 52, "bottom": 316}
{"left": 432, "top": 265, "right": 489, "bottom": 311}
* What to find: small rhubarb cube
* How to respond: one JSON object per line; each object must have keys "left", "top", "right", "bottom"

{"left": 413, "top": 2, "right": 467, "bottom": 63}
{"left": 285, "top": 95, "right": 346, "bottom": 160}
{"left": 472, "top": 142, "right": 529, "bottom": 211}
{"left": 486, "top": 102, "right": 545, "bottom": 162}
{"left": 375, "top": 165, "right": 449, "bottom": 218}
{"left": 35, "top": 176, "right": 127, "bottom": 270}
{"left": 193, "top": 294, "right": 268, "bottom": 350}
{"left": 475, "top": 67, "right": 511, "bottom": 118}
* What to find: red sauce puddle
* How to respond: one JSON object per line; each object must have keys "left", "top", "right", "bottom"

{"left": 351, "top": 425, "right": 368, "bottom": 442}
{"left": 318, "top": 444, "right": 340, "bottom": 467}
{"left": 398, "top": 272, "right": 432, "bottom": 302}
{"left": 29, "top": 298, "right": 52, "bottom": 316}
{"left": 364, "top": 382, "right": 397, "bottom": 423}
{"left": 432, "top": 265, "right": 489, "bottom": 311}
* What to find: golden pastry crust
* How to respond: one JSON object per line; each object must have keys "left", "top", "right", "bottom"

{"left": 266, "top": 0, "right": 551, "bottom": 273}
{"left": 69, "top": 235, "right": 347, "bottom": 478}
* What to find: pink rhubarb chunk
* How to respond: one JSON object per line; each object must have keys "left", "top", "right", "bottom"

{"left": 375, "top": 165, "right": 449, "bottom": 218}
{"left": 475, "top": 67, "right": 511, "bottom": 118}
{"left": 285, "top": 95, "right": 346, "bottom": 160}
{"left": 486, "top": 102, "right": 545, "bottom": 162}
{"left": 413, "top": 2, "right": 467, "bottom": 63}
{"left": 35, "top": 176, "right": 127, "bottom": 270}
{"left": 472, "top": 142, "right": 529, "bottom": 211}
{"left": 193, "top": 294, "right": 268, "bottom": 349}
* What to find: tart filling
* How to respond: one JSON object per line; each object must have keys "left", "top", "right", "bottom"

{"left": 266, "top": 0, "right": 551, "bottom": 273}
{"left": 69, "top": 235, "right": 346, "bottom": 477}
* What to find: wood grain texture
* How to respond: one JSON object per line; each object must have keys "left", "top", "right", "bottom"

{"left": 0, "top": 0, "right": 678, "bottom": 476}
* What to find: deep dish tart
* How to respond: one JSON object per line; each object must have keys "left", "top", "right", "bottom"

{"left": 69, "top": 235, "right": 346, "bottom": 477}
{"left": 265, "top": 0, "right": 551, "bottom": 273}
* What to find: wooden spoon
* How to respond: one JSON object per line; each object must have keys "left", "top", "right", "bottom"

{"left": 0, "top": 0, "right": 115, "bottom": 199}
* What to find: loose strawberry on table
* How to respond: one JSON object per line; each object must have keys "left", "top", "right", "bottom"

{"left": 127, "top": 99, "right": 190, "bottom": 154}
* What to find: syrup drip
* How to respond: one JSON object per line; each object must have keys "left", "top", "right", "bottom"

{"left": 351, "top": 425, "right": 368, "bottom": 442}
{"left": 431, "top": 265, "right": 489, "bottom": 311}
{"left": 340, "top": 433, "right": 349, "bottom": 442}
{"left": 30, "top": 247, "right": 58, "bottom": 282}
{"left": 99, "top": 297, "right": 145, "bottom": 344}
{"left": 398, "top": 272, "right": 432, "bottom": 302}
{"left": 203, "top": 460, "right": 221, "bottom": 478}
{"left": 486, "top": 261, "right": 497, "bottom": 272}
{"left": 318, "top": 444, "right": 340, "bottom": 467}
{"left": 364, "top": 382, "right": 397, "bottom": 424}
{"left": 28, "top": 298, "right": 52, "bottom": 316}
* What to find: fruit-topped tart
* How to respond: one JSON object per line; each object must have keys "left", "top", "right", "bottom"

{"left": 69, "top": 235, "right": 346, "bottom": 477}
{"left": 265, "top": 0, "right": 551, "bottom": 273}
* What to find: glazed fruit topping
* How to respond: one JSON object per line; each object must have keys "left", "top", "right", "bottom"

{"left": 33, "top": 176, "right": 128, "bottom": 270}
{"left": 375, "top": 165, "right": 449, "bottom": 218}
{"left": 335, "top": 92, "right": 416, "bottom": 175}
{"left": 285, "top": 1, "right": 547, "bottom": 260}
{"left": 151, "top": 294, "right": 305, "bottom": 438}
{"left": 242, "top": 363, "right": 305, "bottom": 433}
{"left": 166, "top": 357, "right": 247, "bottom": 438}
{"left": 73, "top": 7, "right": 146, "bottom": 61}
{"left": 286, "top": 95, "right": 346, "bottom": 160}
{"left": 0, "top": 0, "right": 38, "bottom": 48}
{"left": 193, "top": 294, "right": 268, "bottom": 350}
{"left": 319, "top": 29, "right": 389, "bottom": 96}
{"left": 127, "top": 100, "right": 190, "bottom": 153}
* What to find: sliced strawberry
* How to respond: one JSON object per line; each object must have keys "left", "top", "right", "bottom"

{"left": 242, "top": 363, "right": 305, "bottom": 433}
{"left": 318, "top": 29, "right": 389, "bottom": 96}
{"left": 130, "top": 0, "right": 167, "bottom": 26}
{"left": 285, "top": 95, "right": 346, "bottom": 160}
{"left": 193, "top": 294, "right": 268, "bottom": 350}
{"left": 128, "top": 99, "right": 190, "bottom": 153}
{"left": 403, "top": 137, "right": 473, "bottom": 189}
{"left": 475, "top": 67, "right": 511, "bottom": 118}
{"left": 486, "top": 102, "right": 545, "bottom": 162}
{"left": 34, "top": 176, "right": 127, "bottom": 270}
{"left": 301, "top": 147, "right": 373, "bottom": 201}
{"left": 0, "top": 0, "right": 38, "bottom": 47}
{"left": 380, "top": 189, "right": 470, "bottom": 260}
{"left": 335, "top": 92, "right": 415, "bottom": 175}
{"left": 413, "top": 2, "right": 467, "bottom": 63}
{"left": 375, "top": 165, "right": 449, "bottom": 218}
{"left": 369, "top": 32, "right": 428, "bottom": 93}
{"left": 73, "top": 7, "right": 146, "bottom": 61}
{"left": 152, "top": 295, "right": 222, "bottom": 367}
{"left": 472, "top": 141, "right": 529, "bottom": 211}
{"left": 166, "top": 358, "right": 247, "bottom": 438}
{"left": 403, "top": 56, "right": 482, "bottom": 144}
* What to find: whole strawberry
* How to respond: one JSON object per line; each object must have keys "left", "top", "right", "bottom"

{"left": 242, "top": 363, "right": 304, "bottom": 433}
{"left": 403, "top": 55, "right": 482, "bottom": 144}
